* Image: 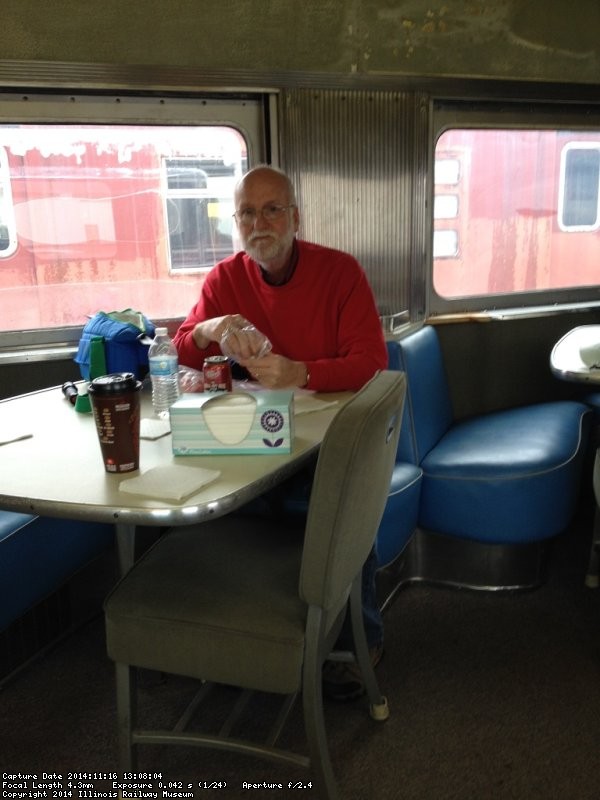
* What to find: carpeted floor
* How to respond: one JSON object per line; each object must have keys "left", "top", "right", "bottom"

{"left": 2, "top": 506, "right": 599, "bottom": 800}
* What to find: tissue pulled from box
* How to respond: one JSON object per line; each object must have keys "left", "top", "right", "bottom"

{"left": 203, "top": 393, "right": 257, "bottom": 444}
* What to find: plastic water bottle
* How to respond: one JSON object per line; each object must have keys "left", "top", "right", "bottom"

{"left": 148, "top": 327, "right": 180, "bottom": 418}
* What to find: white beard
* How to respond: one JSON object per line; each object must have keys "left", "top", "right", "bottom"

{"left": 245, "top": 228, "right": 296, "bottom": 265}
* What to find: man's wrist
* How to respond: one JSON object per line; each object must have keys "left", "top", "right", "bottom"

{"left": 192, "top": 324, "right": 211, "bottom": 351}
{"left": 301, "top": 363, "right": 310, "bottom": 388}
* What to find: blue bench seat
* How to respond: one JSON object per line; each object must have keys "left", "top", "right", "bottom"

{"left": 420, "top": 401, "right": 589, "bottom": 544}
{"left": 376, "top": 462, "right": 422, "bottom": 566}
{"left": 0, "top": 511, "right": 114, "bottom": 632}
{"left": 386, "top": 326, "right": 592, "bottom": 590}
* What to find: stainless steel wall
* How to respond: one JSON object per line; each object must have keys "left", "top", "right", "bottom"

{"left": 279, "top": 88, "right": 429, "bottom": 326}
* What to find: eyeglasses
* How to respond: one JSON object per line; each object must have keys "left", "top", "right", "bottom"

{"left": 232, "top": 204, "right": 295, "bottom": 225}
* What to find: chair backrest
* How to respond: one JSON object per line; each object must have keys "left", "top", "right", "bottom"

{"left": 395, "top": 326, "right": 454, "bottom": 463}
{"left": 299, "top": 370, "right": 406, "bottom": 611}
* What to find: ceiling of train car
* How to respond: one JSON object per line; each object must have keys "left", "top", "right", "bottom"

{"left": 1, "top": 1, "right": 599, "bottom": 88}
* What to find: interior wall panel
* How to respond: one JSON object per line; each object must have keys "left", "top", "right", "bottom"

{"left": 278, "top": 88, "right": 429, "bottom": 326}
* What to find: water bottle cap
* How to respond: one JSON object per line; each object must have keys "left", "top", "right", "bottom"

{"left": 155, "top": 327, "right": 168, "bottom": 336}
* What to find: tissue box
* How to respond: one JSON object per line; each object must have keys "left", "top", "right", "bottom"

{"left": 170, "top": 390, "right": 294, "bottom": 455}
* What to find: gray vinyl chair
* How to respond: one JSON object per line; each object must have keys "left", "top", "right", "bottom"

{"left": 104, "top": 370, "right": 406, "bottom": 799}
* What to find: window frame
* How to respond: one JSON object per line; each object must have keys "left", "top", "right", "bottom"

{"left": 0, "top": 90, "right": 271, "bottom": 359}
{"left": 429, "top": 101, "right": 600, "bottom": 317}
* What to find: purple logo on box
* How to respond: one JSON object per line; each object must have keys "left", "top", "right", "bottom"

{"left": 261, "top": 409, "right": 285, "bottom": 448}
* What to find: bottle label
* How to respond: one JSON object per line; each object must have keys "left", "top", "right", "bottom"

{"left": 149, "top": 354, "right": 178, "bottom": 376}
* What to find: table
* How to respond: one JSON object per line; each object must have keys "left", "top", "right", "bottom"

{"left": 550, "top": 324, "right": 600, "bottom": 587}
{"left": 550, "top": 324, "right": 600, "bottom": 384}
{"left": 0, "top": 384, "right": 350, "bottom": 573}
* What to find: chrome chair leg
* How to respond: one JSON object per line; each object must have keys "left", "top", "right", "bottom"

{"left": 303, "top": 608, "right": 340, "bottom": 800}
{"left": 349, "top": 578, "right": 390, "bottom": 721}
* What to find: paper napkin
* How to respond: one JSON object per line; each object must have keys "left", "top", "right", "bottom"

{"left": 119, "top": 464, "right": 221, "bottom": 501}
{"left": 140, "top": 417, "right": 171, "bottom": 440}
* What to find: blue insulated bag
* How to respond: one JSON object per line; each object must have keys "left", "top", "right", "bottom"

{"left": 75, "top": 309, "right": 156, "bottom": 381}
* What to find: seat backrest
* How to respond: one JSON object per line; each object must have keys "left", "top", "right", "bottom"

{"left": 299, "top": 370, "right": 406, "bottom": 611}
{"left": 395, "top": 326, "right": 454, "bottom": 463}
{"left": 387, "top": 339, "right": 417, "bottom": 464}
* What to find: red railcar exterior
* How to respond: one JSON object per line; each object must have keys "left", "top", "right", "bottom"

{"left": 0, "top": 128, "right": 243, "bottom": 331}
{"left": 433, "top": 129, "right": 600, "bottom": 299}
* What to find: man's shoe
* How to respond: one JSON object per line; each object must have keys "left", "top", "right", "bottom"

{"left": 322, "top": 643, "right": 383, "bottom": 702}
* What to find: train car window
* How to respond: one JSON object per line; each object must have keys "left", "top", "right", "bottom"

{"left": 433, "top": 228, "right": 459, "bottom": 259}
{"left": 164, "top": 156, "right": 237, "bottom": 272}
{"left": 558, "top": 144, "right": 600, "bottom": 230}
{"left": 0, "top": 146, "right": 17, "bottom": 259}
{"left": 0, "top": 91, "right": 267, "bottom": 355}
{"left": 0, "top": 124, "right": 246, "bottom": 336}
{"left": 430, "top": 106, "right": 600, "bottom": 315}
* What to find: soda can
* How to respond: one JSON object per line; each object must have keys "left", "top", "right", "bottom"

{"left": 203, "top": 355, "right": 232, "bottom": 392}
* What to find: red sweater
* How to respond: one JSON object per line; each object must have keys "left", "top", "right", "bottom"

{"left": 174, "top": 240, "right": 387, "bottom": 392}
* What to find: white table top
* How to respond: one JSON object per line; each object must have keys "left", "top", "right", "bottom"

{"left": 550, "top": 325, "right": 600, "bottom": 385}
{"left": 0, "top": 384, "right": 350, "bottom": 529}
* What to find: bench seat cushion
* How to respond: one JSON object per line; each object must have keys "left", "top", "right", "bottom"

{"left": 0, "top": 511, "right": 36, "bottom": 542}
{"left": 376, "top": 462, "right": 422, "bottom": 566}
{"left": 419, "top": 401, "right": 591, "bottom": 544}
{"left": 0, "top": 512, "right": 114, "bottom": 630}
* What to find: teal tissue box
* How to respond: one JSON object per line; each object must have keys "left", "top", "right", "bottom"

{"left": 170, "top": 390, "right": 294, "bottom": 455}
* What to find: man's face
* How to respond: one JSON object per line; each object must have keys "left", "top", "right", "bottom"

{"left": 234, "top": 170, "right": 299, "bottom": 270}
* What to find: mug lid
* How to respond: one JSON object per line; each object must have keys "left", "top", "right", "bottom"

{"left": 88, "top": 372, "right": 140, "bottom": 394}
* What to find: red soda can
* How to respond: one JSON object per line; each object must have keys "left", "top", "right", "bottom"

{"left": 203, "top": 355, "right": 232, "bottom": 392}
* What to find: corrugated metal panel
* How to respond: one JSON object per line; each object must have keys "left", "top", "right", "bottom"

{"left": 279, "top": 88, "right": 429, "bottom": 326}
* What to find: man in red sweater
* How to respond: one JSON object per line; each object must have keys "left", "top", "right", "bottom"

{"left": 173, "top": 165, "right": 387, "bottom": 392}
{"left": 174, "top": 165, "right": 388, "bottom": 701}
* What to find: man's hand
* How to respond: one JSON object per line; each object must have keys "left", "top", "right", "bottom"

{"left": 220, "top": 320, "right": 271, "bottom": 361}
{"left": 239, "top": 353, "right": 308, "bottom": 389}
{"left": 192, "top": 315, "right": 254, "bottom": 355}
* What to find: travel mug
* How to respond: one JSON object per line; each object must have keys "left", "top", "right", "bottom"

{"left": 88, "top": 372, "right": 142, "bottom": 473}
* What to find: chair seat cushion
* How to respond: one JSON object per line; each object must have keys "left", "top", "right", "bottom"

{"left": 105, "top": 516, "right": 310, "bottom": 695}
{"left": 376, "top": 463, "right": 422, "bottom": 566}
{"left": 419, "top": 401, "right": 591, "bottom": 543}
